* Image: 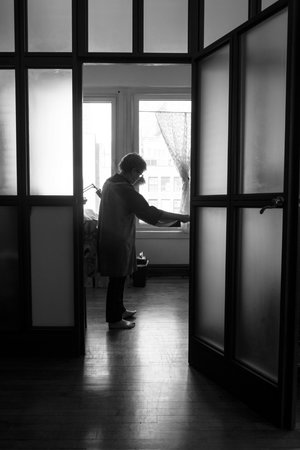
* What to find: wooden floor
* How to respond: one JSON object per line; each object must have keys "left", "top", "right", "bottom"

{"left": 1, "top": 277, "right": 300, "bottom": 449}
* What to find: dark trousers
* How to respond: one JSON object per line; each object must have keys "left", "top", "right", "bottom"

{"left": 106, "top": 276, "right": 127, "bottom": 323}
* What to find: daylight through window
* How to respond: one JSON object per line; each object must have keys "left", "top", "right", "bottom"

{"left": 138, "top": 99, "right": 191, "bottom": 224}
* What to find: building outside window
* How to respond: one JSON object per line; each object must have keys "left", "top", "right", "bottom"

{"left": 173, "top": 199, "right": 181, "bottom": 213}
{"left": 138, "top": 97, "right": 191, "bottom": 227}
{"left": 174, "top": 176, "right": 182, "bottom": 192}
{"left": 161, "top": 176, "right": 171, "bottom": 192}
{"left": 148, "top": 177, "right": 159, "bottom": 193}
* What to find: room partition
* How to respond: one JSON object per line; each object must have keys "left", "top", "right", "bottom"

{"left": 0, "top": 0, "right": 299, "bottom": 428}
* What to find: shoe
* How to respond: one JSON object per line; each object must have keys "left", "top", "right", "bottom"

{"left": 122, "top": 309, "right": 137, "bottom": 319}
{"left": 109, "top": 319, "right": 135, "bottom": 330}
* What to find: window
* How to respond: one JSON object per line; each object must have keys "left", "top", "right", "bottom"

{"left": 161, "top": 177, "right": 171, "bottom": 192}
{"left": 148, "top": 177, "right": 159, "bottom": 193}
{"left": 149, "top": 199, "right": 159, "bottom": 208}
{"left": 137, "top": 97, "right": 191, "bottom": 226}
{"left": 161, "top": 199, "right": 172, "bottom": 210}
{"left": 82, "top": 101, "right": 114, "bottom": 213}
{"left": 174, "top": 177, "right": 181, "bottom": 192}
{"left": 173, "top": 199, "right": 181, "bottom": 213}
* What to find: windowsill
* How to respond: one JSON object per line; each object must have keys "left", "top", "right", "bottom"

{"left": 137, "top": 229, "right": 189, "bottom": 239}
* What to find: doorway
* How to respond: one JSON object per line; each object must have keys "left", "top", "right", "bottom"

{"left": 82, "top": 63, "right": 191, "bottom": 290}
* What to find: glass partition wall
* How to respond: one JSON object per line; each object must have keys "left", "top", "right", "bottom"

{"left": 0, "top": 0, "right": 80, "bottom": 355}
{"left": 0, "top": 0, "right": 194, "bottom": 356}
{"left": 0, "top": 0, "right": 297, "bottom": 388}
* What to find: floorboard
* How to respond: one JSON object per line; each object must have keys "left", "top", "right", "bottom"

{"left": 0, "top": 277, "right": 300, "bottom": 449}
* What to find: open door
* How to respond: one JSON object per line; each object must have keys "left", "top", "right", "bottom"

{"left": 189, "top": 1, "right": 300, "bottom": 428}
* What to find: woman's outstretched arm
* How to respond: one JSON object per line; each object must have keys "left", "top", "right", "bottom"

{"left": 158, "top": 210, "right": 190, "bottom": 224}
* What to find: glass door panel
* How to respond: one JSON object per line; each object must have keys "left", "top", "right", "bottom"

{"left": 30, "top": 207, "right": 74, "bottom": 326}
{"left": 190, "top": 1, "right": 297, "bottom": 428}
{"left": 28, "top": 69, "right": 73, "bottom": 195}
{"left": 0, "top": 0, "right": 14, "bottom": 52}
{"left": 196, "top": 45, "right": 229, "bottom": 195}
{"left": 0, "top": 207, "right": 19, "bottom": 330}
{"left": 235, "top": 208, "right": 282, "bottom": 382}
{"left": 240, "top": 10, "right": 288, "bottom": 193}
{"left": 0, "top": 70, "right": 17, "bottom": 195}
{"left": 27, "top": 0, "right": 72, "bottom": 52}
{"left": 194, "top": 207, "right": 226, "bottom": 350}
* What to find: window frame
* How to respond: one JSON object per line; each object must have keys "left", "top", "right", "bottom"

{"left": 82, "top": 96, "right": 117, "bottom": 213}
{"left": 133, "top": 91, "right": 191, "bottom": 233}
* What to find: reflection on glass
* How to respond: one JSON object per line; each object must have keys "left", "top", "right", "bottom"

{"left": 235, "top": 208, "right": 282, "bottom": 382}
{"left": 28, "top": 69, "right": 73, "bottom": 195}
{"left": 194, "top": 208, "right": 226, "bottom": 350}
{"left": 240, "top": 10, "right": 287, "bottom": 193}
{"left": 204, "top": 0, "right": 248, "bottom": 47}
{"left": 262, "top": 0, "right": 277, "bottom": 9}
{"left": 197, "top": 46, "right": 229, "bottom": 195}
{"left": 0, "top": 207, "right": 19, "bottom": 330}
{"left": 31, "top": 207, "right": 74, "bottom": 326}
{"left": 0, "top": 70, "right": 17, "bottom": 195}
{"left": 88, "top": 0, "right": 132, "bottom": 52}
{"left": 0, "top": 0, "right": 14, "bottom": 51}
{"left": 144, "top": 0, "right": 188, "bottom": 53}
{"left": 27, "top": 0, "right": 72, "bottom": 52}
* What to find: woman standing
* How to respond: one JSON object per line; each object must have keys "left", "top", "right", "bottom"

{"left": 98, "top": 153, "right": 190, "bottom": 329}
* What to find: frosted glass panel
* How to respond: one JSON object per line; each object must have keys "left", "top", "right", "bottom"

{"left": 88, "top": 0, "right": 132, "bottom": 52}
{"left": 204, "top": 0, "right": 248, "bottom": 47}
{"left": 0, "top": 70, "right": 17, "bottom": 195}
{"left": 236, "top": 209, "right": 282, "bottom": 382}
{"left": 262, "top": 0, "right": 277, "bottom": 9}
{"left": 240, "top": 10, "right": 287, "bottom": 193}
{"left": 0, "top": 207, "right": 19, "bottom": 330}
{"left": 0, "top": 0, "right": 14, "bottom": 51}
{"left": 197, "top": 46, "right": 229, "bottom": 195}
{"left": 194, "top": 208, "right": 226, "bottom": 350}
{"left": 31, "top": 207, "right": 74, "bottom": 326}
{"left": 28, "top": 69, "right": 73, "bottom": 195}
{"left": 144, "top": 0, "right": 188, "bottom": 53}
{"left": 27, "top": 0, "right": 72, "bottom": 52}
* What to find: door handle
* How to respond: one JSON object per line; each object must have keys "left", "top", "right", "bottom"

{"left": 260, "top": 196, "right": 284, "bottom": 214}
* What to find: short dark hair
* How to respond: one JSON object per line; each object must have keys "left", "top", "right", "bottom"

{"left": 119, "top": 153, "right": 147, "bottom": 173}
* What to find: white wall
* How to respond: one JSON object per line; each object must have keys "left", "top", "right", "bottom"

{"left": 136, "top": 231, "right": 189, "bottom": 264}
{"left": 83, "top": 64, "right": 191, "bottom": 265}
{"left": 83, "top": 63, "right": 191, "bottom": 89}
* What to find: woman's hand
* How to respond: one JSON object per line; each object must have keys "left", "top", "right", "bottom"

{"left": 159, "top": 210, "right": 190, "bottom": 224}
{"left": 180, "top": 214, "right": 190, "bottom": 223}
